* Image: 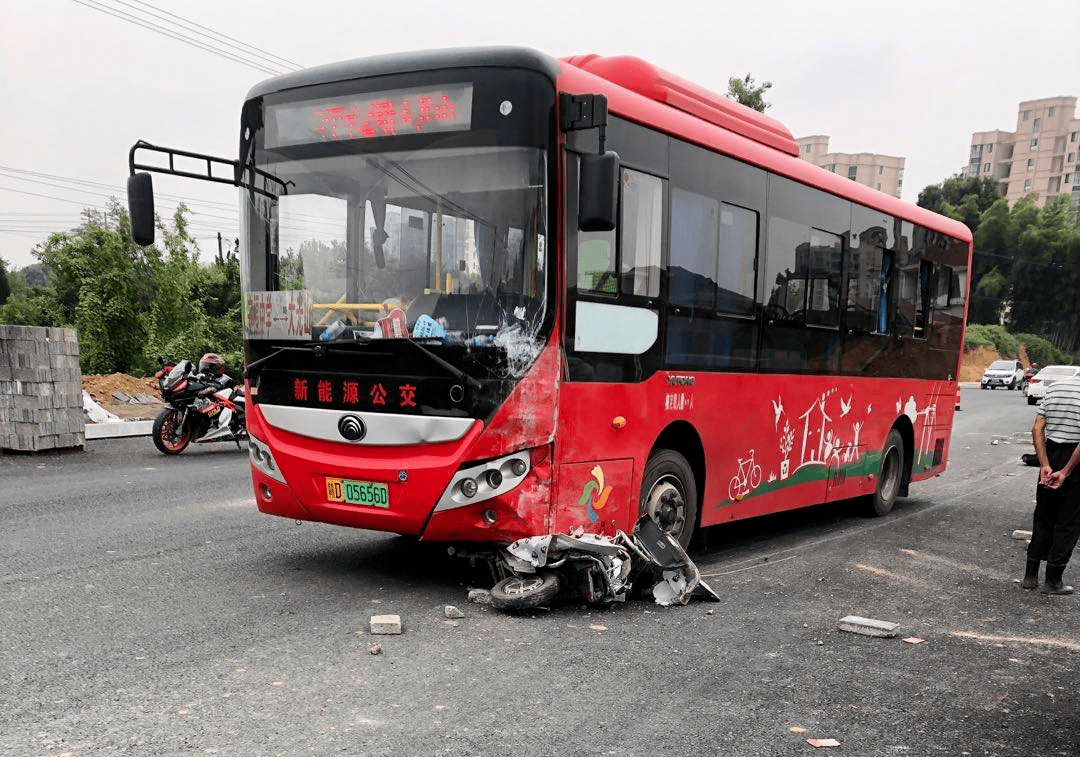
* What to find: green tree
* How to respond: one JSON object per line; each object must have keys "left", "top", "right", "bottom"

{"left": 0, "top": 263, "right": 58, "bottom": 327}
{"left": 0, "top": 258, "right": 10, "bottom": 305}
{"left": 918, "top": 176, "right": 1006, "bottom": 324}
{"left": 917, "top": 176, "right": 1001, "bottom": 230}
{"left": 36, "top": 202, "right": 157, "bottom": 373}
{"left": 726, "top": 73, "right": 772, "bottom": 113}
{"left": 1008, "top": 195, "right": 1080, "bottom": 349}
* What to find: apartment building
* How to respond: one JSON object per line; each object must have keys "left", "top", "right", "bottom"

{"left": 964, "top": 96, "right": 1079, "bottom": 207}
{"left": 795, "top": 135, "right": 905, "bottom": 198}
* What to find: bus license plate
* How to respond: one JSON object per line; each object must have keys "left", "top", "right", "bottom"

{"left": 326, "top": 477, "right": 390, "bottom": 508}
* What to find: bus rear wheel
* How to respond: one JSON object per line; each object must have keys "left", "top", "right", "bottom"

{"left": 640, "top": 449, "right": 698, "bottom": 549}
{"left": 869, "top": 429, "right": 904, "bottom": 516}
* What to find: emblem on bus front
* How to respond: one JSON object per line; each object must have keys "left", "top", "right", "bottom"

{"left": 338, "top": 415, "right": 366, "bottom": 442}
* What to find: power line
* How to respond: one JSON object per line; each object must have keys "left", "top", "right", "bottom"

{"left": 70, "top": 0, "right": 292, "bottom": 75}
{"left": 0, "top": 166, "right": 240, "bottom": 213}
{"left": 119, "top": 0, "right": 302, "bottom": 71}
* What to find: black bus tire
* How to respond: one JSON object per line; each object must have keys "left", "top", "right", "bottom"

{"left": 640, "top": 449, "right": 698, "bottom": 549}
{"left": 869, "top": 429, "right": 904, "bottom": 517}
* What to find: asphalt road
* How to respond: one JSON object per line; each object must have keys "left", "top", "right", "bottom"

{"left": 1, "top": 387, "right": 1077, "bottom": 757}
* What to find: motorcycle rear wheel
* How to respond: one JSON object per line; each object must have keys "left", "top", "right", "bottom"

{"left": 152, "top": 408, "right": 192, "bottom": 455}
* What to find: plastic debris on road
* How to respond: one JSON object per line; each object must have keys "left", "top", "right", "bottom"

{"left": 806, "top": 738, "right": 841, "bottom": 748}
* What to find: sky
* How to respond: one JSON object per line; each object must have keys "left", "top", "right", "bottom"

{"left": 1, "top": 0, "right": 1078, "bottom": 271}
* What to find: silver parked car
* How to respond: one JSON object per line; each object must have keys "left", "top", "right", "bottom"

{"left": 1026, "top": 365, "right": 1080, "bottom": 405}
{"left": 981, "top": 359, "right": 1024, "bottom": 390}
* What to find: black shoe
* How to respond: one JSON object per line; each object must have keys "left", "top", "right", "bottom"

{"left": 1022, "top": 576, "right": 1039, "bottom": 590}
{"left": 1039, "top": 582, "right": 1075, "bottom": 595}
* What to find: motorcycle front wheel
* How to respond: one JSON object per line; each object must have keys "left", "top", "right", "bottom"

{"left": 490, "top": 572, "right": 561, "bottom": 612}
{"left": 152, "top": 408, "right": 192, "bottom": 455}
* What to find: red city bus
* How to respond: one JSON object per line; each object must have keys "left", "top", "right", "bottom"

{"left": 127, "top": 48, "right": 972, "bottom": 550}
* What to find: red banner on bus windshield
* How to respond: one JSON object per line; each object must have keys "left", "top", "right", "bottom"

{"left": 267, "top": 84, "right": 474, "bottom": 147}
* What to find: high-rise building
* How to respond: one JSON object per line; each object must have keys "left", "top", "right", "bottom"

{"left": 795, "top": 136, "right": 905, "bottom": 198}
{"left": 963, "top": 96, "right": 1079, "bottom": 207}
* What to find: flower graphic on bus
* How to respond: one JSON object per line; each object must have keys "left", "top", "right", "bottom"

{"left": 579, "top": 465, "right": 613, "bottom": 522}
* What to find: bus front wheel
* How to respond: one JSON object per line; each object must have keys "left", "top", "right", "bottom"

{"left": 869, "top": 429, "right": 904, "bottom": 517}
{"left": 640, "top": 450, "right": 698, "bottom": 549}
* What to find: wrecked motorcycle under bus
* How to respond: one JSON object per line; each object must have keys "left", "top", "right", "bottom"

{"left": 480, "top": 515, "right": 720, "bottom": 612}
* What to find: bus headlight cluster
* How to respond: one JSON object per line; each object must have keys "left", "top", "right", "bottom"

{"left": 249, "top": 434, "right": 286, "bottom": 484}
{"left": 437, "top": 451, "right": 532, "bottom": 511}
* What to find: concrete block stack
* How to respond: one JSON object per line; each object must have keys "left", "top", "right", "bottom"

{"left": 0, "top": 325, "right": 85, "bottom": 453}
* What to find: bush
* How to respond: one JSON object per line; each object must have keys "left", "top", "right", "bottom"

{"left": 1013, "top": 333, "right": 1066, "bottom": 367}
{"left": 964, "top": 324, "right": 1018, "bottom": 356}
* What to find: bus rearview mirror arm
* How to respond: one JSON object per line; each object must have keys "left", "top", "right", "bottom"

{"left": 125, "top": 139, "right": 290, "bottom": 246}
{"left": 561, "top": 93, "right": 620, "bottom": 232}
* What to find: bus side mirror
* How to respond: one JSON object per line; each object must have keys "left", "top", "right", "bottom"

{"left": 127, "top": 172, "right": 156, "bottom": 246}
{"left": 579, "top": 151, "right": 619, "bottom": 232}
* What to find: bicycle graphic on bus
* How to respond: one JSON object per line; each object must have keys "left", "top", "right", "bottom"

{"left": 728, "top": 449, "right": 763, "bottom": 501}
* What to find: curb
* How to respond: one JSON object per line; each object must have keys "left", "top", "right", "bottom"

{"left": 85, "top": 421, "right": 154, "bottom": 439}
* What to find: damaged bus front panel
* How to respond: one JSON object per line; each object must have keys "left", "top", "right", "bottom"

{"left": 240, "top": 53, "right": 566, "bottom": 543}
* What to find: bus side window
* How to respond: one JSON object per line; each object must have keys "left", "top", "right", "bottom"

{"left": 577, "top": 235, "right": 616, "bottom": 293}
{"left": 913, "top": 259, "right": 933, "bottom": 338}
{"left": 620, "top": 169, "right": 662, "bottom": 298}
{"left": 874, "top": 248, "right": 895, "bottom": 334}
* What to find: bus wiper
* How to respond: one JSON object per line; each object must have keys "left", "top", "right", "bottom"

{"left": 403, "top": 338, "right": 483, "bottom": 393}
{"left": 244, "top": 345, "right": 318, "bottom": 377}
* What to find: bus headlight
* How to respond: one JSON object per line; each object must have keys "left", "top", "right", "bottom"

{"left": 435, "top": 450, "right": 533, "bottom": 512}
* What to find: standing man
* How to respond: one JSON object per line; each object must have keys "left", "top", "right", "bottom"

{"left": 1024, "top": 373, "right": 1080, "bottom": 594}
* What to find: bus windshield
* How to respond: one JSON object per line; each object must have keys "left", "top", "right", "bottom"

{"left": 241, "top": 145, "right": 548, "bottom": 346}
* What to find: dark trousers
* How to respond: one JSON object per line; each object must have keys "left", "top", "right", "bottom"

{"left": 1028, "top": 441, "right": 1080, "bottom": 568}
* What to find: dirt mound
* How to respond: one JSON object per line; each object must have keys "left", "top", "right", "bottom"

{"left": 82, "top": 373, "right": 163, "bottom": 420}
{"left": 958, "top": 346, "right": 1002, "bottom": 382}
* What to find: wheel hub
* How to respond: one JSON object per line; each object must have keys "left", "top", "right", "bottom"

{"left": 646, "top": 482, "right": 683, "bottom": 530}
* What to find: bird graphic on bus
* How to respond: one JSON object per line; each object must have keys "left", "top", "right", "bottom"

{"left": 580, "top": 465, "right": 613, "bottom": 522}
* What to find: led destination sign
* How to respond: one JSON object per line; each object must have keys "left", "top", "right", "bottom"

{"left": 267, "top": 83, "right": 474, "bottom": 148}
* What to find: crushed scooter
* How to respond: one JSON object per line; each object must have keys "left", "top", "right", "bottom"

{"left": 488, "top": 515, "right": 720, "bottom": 612}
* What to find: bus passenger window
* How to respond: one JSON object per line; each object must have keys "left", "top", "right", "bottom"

{"left": 717, "top": 204, "right": 758, "bottom": 316}
{"left": 620, "top": 170, "right": 662, "bottom": 297}
{"left": 913, "top": 260, "right": 933, "bottom": 338}
{"left": 805, "top": 229, "right": 842, "bottom": 327}
{"left": 669, "top": 188, "right": 719, "bottom": 309}
{"left": 764, "top": 221, "right": 840, "bottom": 327}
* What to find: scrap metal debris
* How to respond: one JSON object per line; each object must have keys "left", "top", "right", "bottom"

{"left": 490, "top": 515, "right": 720, "bottom": 612}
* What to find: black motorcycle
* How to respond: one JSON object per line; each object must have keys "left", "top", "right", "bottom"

{"left": 152, "top": 353, "right": 247, "bottom": 455}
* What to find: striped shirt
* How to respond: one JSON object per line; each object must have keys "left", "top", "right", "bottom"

{"left": 1037, "top": 376, "right": 1080, "bottom": 443}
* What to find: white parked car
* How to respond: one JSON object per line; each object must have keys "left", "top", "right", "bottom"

{"left": 1026, "top": 365, "right": 1080, "bottom": 405}
{"left": 980, "top": 359, "right": 1024, "bottom": 390}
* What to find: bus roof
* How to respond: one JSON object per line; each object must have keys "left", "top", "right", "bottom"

{"left": 244, "top": 46, "right": 971, "bottom": 244}
{"left": 557, "top": 54, "right": 972, "bottom": 243}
